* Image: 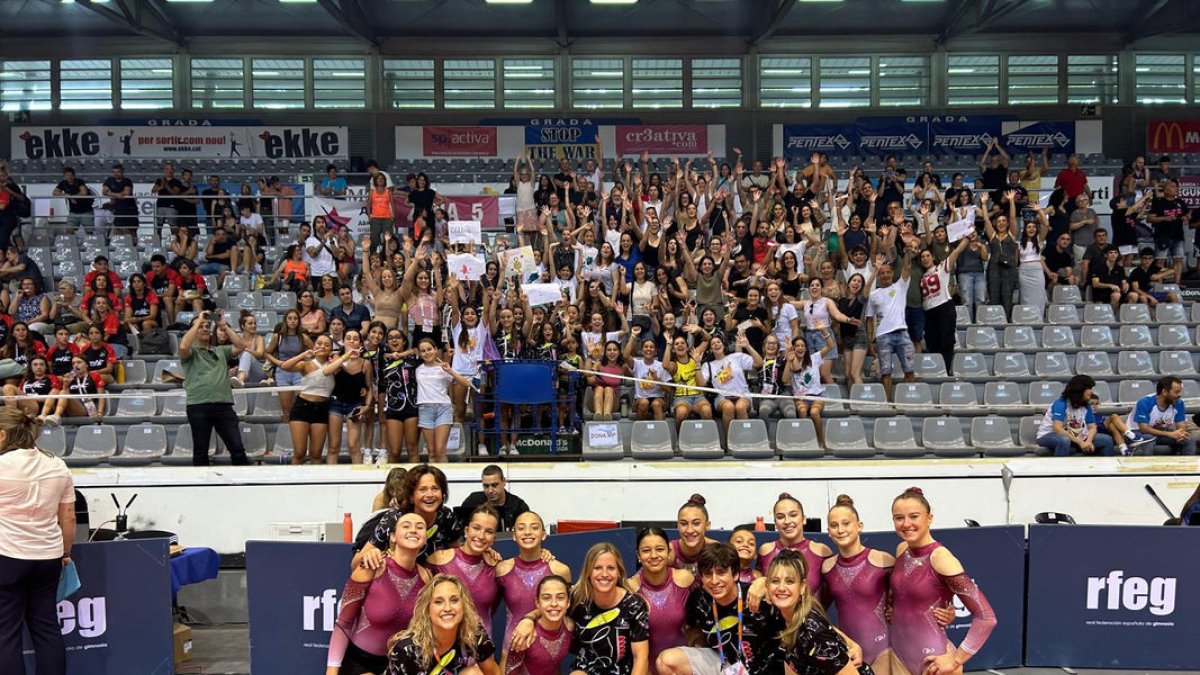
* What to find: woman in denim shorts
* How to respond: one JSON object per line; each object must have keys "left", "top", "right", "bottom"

{"left": 414, "top": 337, "right": 474, "bottom": 463}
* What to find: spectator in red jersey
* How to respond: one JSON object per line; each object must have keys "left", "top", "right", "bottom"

{"left": 83, "top": 255, "right": 123, "bottom": 292}
{"left": 1053, "top": 153, "right": 1090, "bottom": 203}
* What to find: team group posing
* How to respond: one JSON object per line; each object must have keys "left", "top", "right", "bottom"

{"left": 328, "top": 465, "right": 995, "bottom": 675}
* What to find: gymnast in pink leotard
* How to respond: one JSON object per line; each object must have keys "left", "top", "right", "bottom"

{"left": 757, "top": 492, "right": 832, "bottom": 597}
{"left": 889, "top": 487, "right": 997, "bottom": 675}
{"left": 427, "top": 504, "right": 500, "bottom": 640}
{"left": 823, "top": 494, "right": 895, "bottom": 675}
{"left": 502, "top": 575, "right": 574, "bottom": 675}
{"left": 327, "top": 512, "right": 431, "bottom": 675}
{"left": 629, "top": 526, "right": 694, "bottom": 673}
{"left": 669, "top": 494, "right": 718, "bottom": 574}
{"left": 495, "top": 512, "right": 571, "bottom": 656}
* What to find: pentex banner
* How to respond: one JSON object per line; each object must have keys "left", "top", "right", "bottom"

{"left": 422, "top": 126, "right": 497, "bottom": 157}
{"left": 11, "top": 125, "right": 349, "bottom": 160}
{"left": 1147, "top": 119, "right": 1200, "bottom": 154}
{"left": 928, "top": 115, "right": 1007, "bottom": 156}
{"left": 1025, "top": 525, "right": 1200, "bottom": 670}
{"left": 615, "top": 124, "right": 708, "bottom": 156}
{"left": 1002, "top": 121, "right": 1076, "bottom": 153}
{"left": 782, "top": 124, "right": 858, "bottom": 157}
{"left": 784, "top": 115, "right": 1015, "bottom": 159}
{"left": 855, "top": 117, "right": 926, "bottom": 156}
{"left": 524, "top": 117, "right": 599, "bottom": 162}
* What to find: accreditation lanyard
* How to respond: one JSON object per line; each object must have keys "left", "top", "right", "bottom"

{"left": 711, "top": 584, "right": 745, "bottom": 666}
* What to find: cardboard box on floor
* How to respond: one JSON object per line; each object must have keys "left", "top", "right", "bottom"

{"left": 174, "top": 623, "right": 193, "bottom": 664}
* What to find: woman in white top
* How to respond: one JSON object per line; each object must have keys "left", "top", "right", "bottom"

{"left": 1016, "top": 206, "right": 1051, "bottom": 309}
{"left": 624, "top": 332, "right": 670, "bottom": 421}
{"left": 920, "top": 236, "right": 972, "bottom": 379}
{"left": 0, "top": 406, "right": 75, "bottom": 675}
{"left": 625, "top": 261, "right": 657, "bottom": 326}
{"left": 279, "top": 335, "right": 345, "bottom": 465}
{"left": 446, "top": 275, "right": 487, "bottom": 427}
{"left": 793, "top": 278, "right": 861, "bottom": 384}
{"left": 696, "top": 333, "right": 763, "bottom": 436}
{"left": 764, "top": 281, "right": 800, "bottom": 346}
{"left": 784, "top": 323, "right": 836, "bottom": 448}
{"left": 414, "top": 337, "right": 474, "bottom": 463}
{"left": 514, "top": 150, "right": 538, "bottom": 235}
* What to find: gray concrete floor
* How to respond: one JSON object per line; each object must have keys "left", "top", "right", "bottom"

{"left": 183, "top": 624, "right": 1200, "bottom": 675}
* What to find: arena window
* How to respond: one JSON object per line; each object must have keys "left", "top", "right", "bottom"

{"left": 631, "top": 58, "right": 683, "bottom": 109}
{"left": 251, "top": 58, "right": 306, "bottom": 109}
{"left": 1066, "top": 54, "right": 1119, "bottom": 104}
{"left": 0, "top": 60, "right": 51, "bottom": 112}
{"left": 119, "top": 58, "right": 174, "bottom": 110}
{"left": 1007, "top": 55, "right": 1059, "bottom": 105}
{"left": 877, "top": 55, "right": 929, "bottom": 107}
{"left": 1135, "top": 53, "right": 1186, "bottom": 104}
{"left": 443, "top": 58, "right": 497, "bottom": 109}
{"left": 191, "top": 58, "right": 244, "bottom": 109}
{"left": 947, "top": 54, "right": 1000, "bottom": 105}
{"left": 60, "top": 59, "right": 113, "bottom": 111}
{"left": 502, "top": 58, "right": 556, "bottom": 109}
{"left": 691, "top": 58, "right": 742, "bottom": 109}
{"left": 818, "top": 56, "right": 871, "bottom": 108}
{"left": 313, "top": 58, "right": 366, "bottom": 109}
{"left": 759, "top": 56, "right": 812, "bottom": 108}
{"left": 383, "top": 59, "right": 435, "bottom": 109}
{"left": 572, "top": 58, "right": 625, "bottom": 109}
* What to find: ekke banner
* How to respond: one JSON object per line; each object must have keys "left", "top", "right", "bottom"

{"left": 615, "top": 124, "right": 708, "bottom": 155}
{"left": 422, "top": 126, "right": 497, "bottom": 157}
{"left": 12, "top": 125, "right": 348, "bottom": 160}
{"left": 1147, "top": 120, "right": 1200, "bottom": 154}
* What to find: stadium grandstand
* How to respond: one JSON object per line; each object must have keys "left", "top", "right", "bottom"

{"left": 1, "top": 1, "right": 1199, "bottom": 674}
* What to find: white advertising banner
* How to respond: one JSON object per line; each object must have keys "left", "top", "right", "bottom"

{"left": 11, "top": 125, "right": 349, "bottom": 160}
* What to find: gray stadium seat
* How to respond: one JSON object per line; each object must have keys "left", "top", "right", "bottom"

{"left": 893, "top": 382, "right": 933, "bottom": 409}
{"left": 1029, "top": 381, "right": 1064, "bottom": 406}
{"left": 921, "top": 417, "right": 973, "bottom": 457}
{"left": 120, "top": 360, "right": 148, "bottom": 385}
{"left": 1154, "top": 303, "right": 1186, "bottom": 324}
{"left": 971, "top": 416, "right": 1025, "bottom": 457}
{"left": 983, "top": 381, "right": 1024, "bottom": 410}
{"left": 1075, "top": 351, "right": 1114, "bottom": 376}
{"left": 1034, "top": 351, "right": 1072, "bottom": 377}
{"left": 820, "top": 384, "right": 845, "bottom": 412}
{"left": 955, "top": 305, "right": 971, "bottom": 326}
{"left": 68, "top": 424, "right": 117, "bottom": 467}
{"left": 113, "top": 389, "right": 156, "bottom": 418}
{"left": 252, "top": 391, "right": 283, "bottom": 417}
{"left": 268, "top": 292, "right": 297, "bottom": 311}
{"left": 251, "top": 310, "right": 279, "bottom": 331}
{"left": 1157, "top": 325, "right": 1192, "bottom": 347}
{"left": 1003, "top": 326, "right": 1037, "bottom": 350}
{"left": 825, "top": 417, "right": 873, "bottom": 458}
{"left": 776, "top": 419, "right": 823, "bottom": 459}
{"left": 109, "top": 423, "right": 166, "bottom": 466}
{"left": 164, "top": 424, "right": 216, "bottom": 466}
{"left": 1159, "top": 350, "right": 1197, "bottom": 376}
{"left": 1047, "top": 304, "right": 1080, "bottom": 324}
{"left": 1041, "top": 325, "right": 1076, "bottom": 349}
{"left": 232, "top": 391, "right": 250, "bottom": 416}
{"left": 975, "top": 305, "right": 1007, "bottom": 325}
{"left": 1083, "top": 304, "right": 1115, "bottom": 324}
{"left": 269, "top": 424, "right": 293, "bottom": 458}
{"left": 964, "top": 327, "right": 998, "bottom": 350}
{"left": 631, "top": 420, "right": 674, "bottom": 460}
{"left": 848, "top": 383, "right": 887, "bottom": 413}
{"left": 951, "top": 352, "right": 988, "bottom": 378}
{"left": 1182, "top": 380, "right": 1200, "bottom": 401}
{"left": 1052, "top": 286, "right": 1083, "bottom": 303}
{"left": 1091, "top": 381, "right": 1113, "bottom": 405}
{"left": 992, "top": 353, "right": 1031, "bottom": 377}
{"left": 224, "top": 275, "right": 250, "bottom": 293}
{"left": 728, "top": 419, "right": 772, "bottom": 459}
{"left": 160, "top": 392, "right": 188, "bottom": 418}
{"left": 1118, "top": 325, "right": 1153, "bottom": 348}
{"left": 582, "top": 421, "right": 624, "bottom": 460}
{"left": 1018, "top": 416, "right": 1041, "bottom": 449}
{"left": 216, "top": 423, "right": 268, "bottom": 462}
{"left": 1118, "top": 379, "right": 1155, "bottom": 404}
{"left": 874, "top": 416, "right": 923, "bottom": 457}
{"left": 1080, "top": 325, "right": 1114, "bottom": 349}
{"left": 1011, "top": 304, "right": 1043, "bottom": 325}
{"left": 938, "top": 381, "right": 978, "bottom": 408}
{"left": 38, "top": 426, "right": 67, "bottom": 458}
{"left": 679, "top": 420, "right": 724, "bottom": 459}
{"left": 914, "top": 353, "right": 947, "bottom": 378}
{"left": 1119, "top": 304, "right": 1151, "bottom": 324}
{"left": 234, "top": 291, "right": 264, "bottom": 310}
{"left": 152, "top": 360, "right": 182, "bottom": 384}
{"left": 1117, "top": 350, "right": 1156, "bottom": 376}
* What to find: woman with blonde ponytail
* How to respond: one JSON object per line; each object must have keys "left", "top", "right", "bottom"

{"left": 0, "top": 406, "right": 74, "bottom": 675}
{"left": 765, "top": 551, "right": 866, "bottom": 675}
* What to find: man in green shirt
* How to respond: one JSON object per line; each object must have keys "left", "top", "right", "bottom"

{"left": 180, "top": 311, "right": 251, "bottom": 466}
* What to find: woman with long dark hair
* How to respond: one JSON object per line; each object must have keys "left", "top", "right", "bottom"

{"left": 1035, "top": 374, "right": 1115, "bottom": 457}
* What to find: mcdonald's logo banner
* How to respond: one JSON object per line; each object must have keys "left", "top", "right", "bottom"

{"left": 1147, "top": 120, "right": 1200, "bottom": 154}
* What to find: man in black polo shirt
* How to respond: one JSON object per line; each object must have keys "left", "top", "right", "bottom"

{"left": 201, "top": 175, "right": 231, "bottom": 231}
{"left": 176, "top": 169, "right": 200, "bottom": 234}
{"left": 1088, "top": 245, "right": 1130, "bottom": 313}
{"left": 53, "top": 166, "right": 94, "bottom": 235}
{"left": 1147, "top": 179, "right": 1191, "bottom": 283}
{"left": 459, "top": 465, "right": 529, "bottom": 531}
{"left": 977, "top": 138, "right": 1010, "bottom": 193}
{"left": 1041, "top": 231, "right": 1076, "bottom": 287}
{"left": 151, "top": 163, "right": 183, "bottom": 228}
{"left": 102, "top": 164, "right": 137, "bottom": 233}
{"left": 1128, "top": 248, "right": 1180, "bottom": 306}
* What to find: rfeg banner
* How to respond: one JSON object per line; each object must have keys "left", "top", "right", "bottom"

{"left": 1026, "top": 524, "right": 1200, "bottom": 670}
{"left": 12, "top": 125, "right": 349, "bottom": 160}
{"left": 24, "top": 539, "right": 174, "bottom": 675}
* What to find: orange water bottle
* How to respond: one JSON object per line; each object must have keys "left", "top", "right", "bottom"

{"left": 754, "top": 516, "right": 765, "bottom": 531}
{"left": 343, "top": 513, "right": 353, "bottom": 542}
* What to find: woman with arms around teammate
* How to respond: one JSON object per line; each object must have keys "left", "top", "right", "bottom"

{"left": 627, "top": 527, "right": 694, "bottom": 672}
{"left": 426, "top": 505, "right": 502, "bottom": 640}
{"left": 511, "top": 542, "right": 651, "bottom": 675}
{"left": 360, "top": 465, "right": 465, "bottom": 569}
{"left": 501, "top": 575, "right": 574, "bottom": 675}
{"left": 386, "top": 574, "right": 498, "bottom": 675}
{"left": 889, "top": 487, "right": 996, "bottom": 675}
{"left": 327, "top": 512, "right": 430, "bottom": 675}
{"left": 496, "top": 512, "right": 572, "bottom": 656}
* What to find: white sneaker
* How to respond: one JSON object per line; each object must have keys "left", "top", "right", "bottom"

{"left": 229, "top": 376, "right": 244, "bottom": 389}
{"left": 373, "top": 449, "right": 387, "bottom": 465}
{"left": 507, "top": 445, "right": 520, "bottom": 456}
{"left": 1117, "top": 444, "right": 1130, "bottom": 456}
{"left": 477, "top": 444, "right": 490, "bottom": 456}
{"left": 42, "top": 414, "right": 61, "bottom": 427}
{"left": 1129, "top": 437, "right": 1156, "bottom": 451}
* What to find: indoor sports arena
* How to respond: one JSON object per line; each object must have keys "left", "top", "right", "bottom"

{"left": 2, "top": 1, "right": 1199, "bottom": 674}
